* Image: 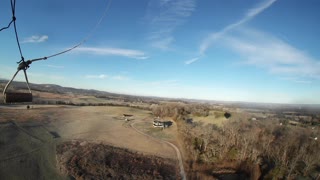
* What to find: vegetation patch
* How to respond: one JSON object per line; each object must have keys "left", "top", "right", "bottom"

{"left": 179, "top": 119, "right": 320, "bottom": 179}
{"left": 56, "top": 141, "right": 178, "bottom": 179}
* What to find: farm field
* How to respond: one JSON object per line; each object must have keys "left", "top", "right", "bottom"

{"left": 0, "top": 105, "right": 179, "bottom": 179}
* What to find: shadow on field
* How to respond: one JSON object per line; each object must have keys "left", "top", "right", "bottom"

{"left": 0, "top": 121, "right": 66, "bottom": 180}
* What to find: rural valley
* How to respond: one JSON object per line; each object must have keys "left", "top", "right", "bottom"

{"left": 1, "top": 0, "right": 320, "bottom": 179}
{"left": 0, "top": 81, "right": 319, "bottom": 179}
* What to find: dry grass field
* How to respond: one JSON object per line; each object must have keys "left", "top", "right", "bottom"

{"left": 191, "top": 110, "right": 227, "bottom": 126}
{"left": 0, "top": 104, "right": 178, "bottom": 179}
{"left": 134, "top": 117, "right": 178, "bottom": 141}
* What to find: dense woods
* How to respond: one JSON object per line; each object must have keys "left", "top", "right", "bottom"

{"left": 150, "top": 103, "right": 209, "bottom": 120}
{"left": 149, "top": 103, "right": 320, "bottom": 179}
{"left": 1, "top": 81, "right": 319, "bottom": 179}
{"left": 179, "top": 118, "right": 320, "bottom": 179}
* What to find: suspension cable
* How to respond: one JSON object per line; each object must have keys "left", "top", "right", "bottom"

{"left": 29, "top": 0, "right": 113, "bottom": 61}
{"left": 9, "top": 0, "right": 25, "bottom": 63}
{"left": 1, "top": 0, "right": 112, "bottom": 63}
{"left": 0, "top": 19, "right": 14, "bottom": 32}
{"left": 1, "top": 0, "right": 113, "bottom": 99}
{"left": 0, "top": 0, "right": 15, "bottom": 32}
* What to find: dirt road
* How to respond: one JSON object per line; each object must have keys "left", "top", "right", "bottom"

{"left": 131, "top": 121, "right": 186, "bottom": 180}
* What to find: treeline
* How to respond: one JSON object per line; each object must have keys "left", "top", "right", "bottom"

{"left": 179, "top": 119, "right": 320, "bottom": 179}
{"left": 31, "top": 100, "right": 150, "bottom": 110}
{"left": 149, "top": 103, "right": 209, "bottom": 120}
{"left": 32, "top": 100, "right": 119, "bottom": 106}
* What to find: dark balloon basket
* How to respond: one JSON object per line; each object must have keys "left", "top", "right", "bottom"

{"left": 4, "top": 92, "right": 33, "bottom": 103}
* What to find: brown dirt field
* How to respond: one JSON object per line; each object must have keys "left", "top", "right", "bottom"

{"left": 0, "top": 105, "right": 180, "bottom": 179}
{"left": 33, "top": 91, "right": 76, "bottom": 99}
{"left": 54, "top": 106, "right": 176, "bottom": 159}
{"left": 0, "top": 105, "right": 176, "bottom": 159}
{"left": 56, "top": 140, "right": 179, "bottom": 179}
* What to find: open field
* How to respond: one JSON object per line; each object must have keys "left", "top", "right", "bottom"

{"left": 191, "top": 110, "right": 228, "bottom": 126}
{"left": 134, "top": 117, "right": 178, "bottom": 141}
{"left": 0, "top": 105, "right": 179, "bottom": 179}
{"left": 0, "top": 120, "right": 65, "bottom": 180}
{"left": 56, "top": 140, "right": 178, "bottom": 179}
{"left": 1, "top": 81, "right": 319, "bottom": 179}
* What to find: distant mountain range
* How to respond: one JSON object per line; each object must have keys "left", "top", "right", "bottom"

{"left": 0, "top": 79, "right": 172, "bottom": 104}
{"left": 0, "top": 79, "right": 111, "bottom": 95}
{"left": 1, "top": 79, "right": 319, "bottom": 111}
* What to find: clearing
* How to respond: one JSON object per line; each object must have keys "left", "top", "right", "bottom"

{"left": 0, "top": 105, "right": 179, "bottom": 179}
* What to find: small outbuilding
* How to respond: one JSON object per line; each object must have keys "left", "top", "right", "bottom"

{"left": 153, "top": 119, "right": 172, "bottom": 128}
{"left": 123, "top": 114, "right": 134, "bottom": 121}
{"left": 153, "top": 120, "right": 165, "bottom": 128}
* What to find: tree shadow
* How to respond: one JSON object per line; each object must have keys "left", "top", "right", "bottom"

{"left": 163, "top": 121, "right": 173, "bottom": 127}
{"left": 182, "top": 117, "right": 193, "bottom": 124}
{"left": 49, "top": 131, "right": 60, "bottom": 138}
{"left": 224, "top": 112, "right": 231, "bottom": 119}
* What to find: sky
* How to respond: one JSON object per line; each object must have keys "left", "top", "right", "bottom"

{"left": 1, "top": 0, "right": 320, "bottom": 104}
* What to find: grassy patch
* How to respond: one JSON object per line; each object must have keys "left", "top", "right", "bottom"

{"left": 135, "top": 122, "right": 172, "bottom": 140}
{"left": 191, "top": 110, "right": 227, "bottom": 126}
{"left": 0, "top": 122, "right": 65, "bottom": 180}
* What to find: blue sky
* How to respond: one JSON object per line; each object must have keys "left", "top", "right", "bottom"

{"left": 1, "top": 0, "right": 320, "bottom": 104}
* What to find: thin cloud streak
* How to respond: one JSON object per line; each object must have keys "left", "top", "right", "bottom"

{"left": 281, "top": 77, "right": 312, "bottom": 84}
{"left": 75, "top": 47, "right": 149, "bottom": 60}
{"left": 293, "top": 80, "right": 312, "bottom": 84}
{"left": 26, "top": 72, "right": 65, "bottom": 82}
{"left": 221, "top": 28, "right": 320, "bottom": 79}
{"left": 151, "top": 37, "right": 174, "bottom": 50}
{"left": 185, "top": 57, "right": 200, "bottom": 65}
{"left": 149, "top": 79, "right": 179, "bottom": 87}
{"left": 22, "top": 35, "right": 48, "bottom": 43}
{"left": 200, "top": 0, "right": 277, "bottom": 54}
{"left": 145, "top": 0, "right": 196, "bottom": 50}
{"left": 112, "top": 75, "right": 129, "bottom": 80}
{"left": 85, "top": 74, "right": 129, "bottom": 80}
{"left": 85, "top": 74, "right": 108, "bottom": 79}
{"left": 45, "top": 65, "right": 64, "bottom": 69}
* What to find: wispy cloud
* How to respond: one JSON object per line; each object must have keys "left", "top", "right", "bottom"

{"left": 220, "top": 28, "right": 320, "bottom": 79}
{"left": 200, "top": 0, "right": 277, "bottom": 54}
{"left": 184, "top": 57, "right": 200, "bottom": 65}
{"left": 292, "top": 80, "right": 312, "bottom": 84}
{"left": 75, "top": 47, "right": 149, "bottom": 60}
{"left": 281, "top": 77, "right": 312, "bottom": 84}
{"left": 85, "top": 74, "right": 129, "bottom": 81}
{"left": 85, "top": 74, "right": 108, "bottom": 79}
{"left": 22, "top": 35, "right": 48, "bottom": 43}
{"left": 150, "top": 37, "right": 175, "bottom": 50}
{"left": 45, "top": 64, "right": 64, "bottom": 69}
{"left": 150, "top": 79, "right": 179, "bottom": 87}
{"left": 112, "top": 75, "right": 129, "bottom": 80}
{"left": 26, "top": 72, "right": 65, "bottom": 83}
{"left": 145, "top": 0, "right": 196, "bottom": 50}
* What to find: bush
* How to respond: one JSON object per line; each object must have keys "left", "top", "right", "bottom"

{"left": 224, "top": 112, "right": 231, "bottom": 119}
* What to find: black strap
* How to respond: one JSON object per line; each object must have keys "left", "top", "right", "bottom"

{"left": 28, "top": 0, "right": 113, "bottom": 62}
{"left": 2, "top": 0, "right": 112, "bottom": 64}
{"left": 10, "top": 0, "right": 25, "bottom": 63}
{"left": 0, "top": 18, "right": 14, "bottom": 32}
